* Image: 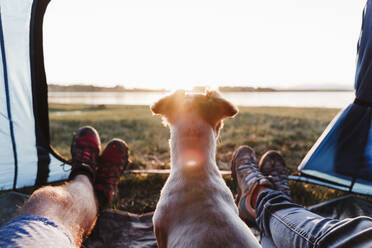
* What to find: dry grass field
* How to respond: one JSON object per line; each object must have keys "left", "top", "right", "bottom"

{"left": 49, "top": 104, "right": 346, "bottom": 213}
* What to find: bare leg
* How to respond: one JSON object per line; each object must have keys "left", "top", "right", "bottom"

{"left": 20, "top": 175, "right": 98, "bottom": 246}
{"left": 9, "top": 127, "right": 128, "bottom": 247}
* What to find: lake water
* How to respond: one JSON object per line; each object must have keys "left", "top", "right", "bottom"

{"left": 48, "top": 91, "right": 355, "bottom": 108}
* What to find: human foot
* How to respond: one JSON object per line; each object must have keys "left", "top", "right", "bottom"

{"left": 259, "top": 151, "right": 291, "bottom": 198}
{"left": 69, "top": 126, "right": 101, "bottom": 183}
{"left": 231, "top": 146, "right": 273, "bottom": 221}
{"left": 95, "top": 139, "right": 129, "bottom": 209}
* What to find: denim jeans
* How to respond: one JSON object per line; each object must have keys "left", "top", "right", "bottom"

{"left": 0, "top": 215, "right": 75, "bottom": 248}
{"left": 255, "top": 190, "right": 372, "bottom": 248}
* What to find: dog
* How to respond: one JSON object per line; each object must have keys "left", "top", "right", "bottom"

{"left": 151, "top": 90, "right": 260, "bottom": 248}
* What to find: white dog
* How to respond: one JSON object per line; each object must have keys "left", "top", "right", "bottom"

{"left": 151, "top": 90, "right": 260, "bottom": 248}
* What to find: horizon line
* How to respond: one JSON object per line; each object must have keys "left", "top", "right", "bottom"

{"left": 48, "top": 82, "right": 354, "bottom": 91}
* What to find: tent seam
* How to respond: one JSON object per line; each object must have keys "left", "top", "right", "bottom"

{"left": 0, "top": 7, "right": 18, "bottom": 190}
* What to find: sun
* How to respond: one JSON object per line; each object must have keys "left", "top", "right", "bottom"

{"left": 161, "top": 82, "right": 220, "bottom": 92}
{"left": 163, "top": 83, "right": 193, "bottom": 92}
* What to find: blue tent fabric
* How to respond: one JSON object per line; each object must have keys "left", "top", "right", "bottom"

{"left": 0, "top": 0, "right": 371, "bottom": 195}
{"left": 296, "top": 1, "right": 372, "bottom": 195}
{"left": 0, "top": 0, "right": 70, "bottom": 190}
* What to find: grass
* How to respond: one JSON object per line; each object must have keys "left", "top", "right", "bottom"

{"left": 49, "top": 104, "right": 347, "bottom": 213}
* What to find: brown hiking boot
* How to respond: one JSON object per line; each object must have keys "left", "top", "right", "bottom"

{"left": 259, "top": 151, "right": 291, "bottom": 198}
{"left": 95, "top": 139, "right": 129, "bottom": 209}
{"left": 231, "top": 146, "right": 273, "bottom": 221}
{"left": 69, "top": 126, "right": 101, "bottom": 183}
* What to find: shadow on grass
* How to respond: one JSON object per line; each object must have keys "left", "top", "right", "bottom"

{"left": 111, "top": 174, "right": 350, "bottom": 214}
{"left": 44, "top": 105, "right": 355, "bottom": 214}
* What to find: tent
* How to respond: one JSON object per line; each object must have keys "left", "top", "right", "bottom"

{"left": 291, "top": 1, "right": 372, "bottom": 196}
{"left": 1, "top": 0, "right": 371, "bottom": 196}
{"left": 0, "top": 0, "right": 69, "bottom": 191}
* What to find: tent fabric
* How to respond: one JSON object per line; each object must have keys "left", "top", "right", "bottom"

{"left": 1, "top": 0, "right": 371, "bottom": 195}
{"left": 307, "top": 195, "right": 372, "bottom": 221}
{"left": 1, "top": 192, "right": 370, "bottom": 248}
{"left": 296, "top": 1, "right": 372, "bottom": 195}
{"left": 0, "top": 0, "right": 70, "bottom": 190}
{"left": 82, "top": 195, "right": 372, "bottom": 247}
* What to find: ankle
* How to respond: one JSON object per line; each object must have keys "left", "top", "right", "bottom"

{"left": 74, "top": 174, "right": 93, "bottom": 186}
{"left": 249, "top": 185, "right": 271, "bottom": 210}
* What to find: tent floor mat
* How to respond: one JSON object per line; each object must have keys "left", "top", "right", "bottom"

{"left": 0, "top": 192, "right": 29, "bottom": 226}
{"left": 84, "top": 210, "right": 156, "bottom": 248}
{"left": 307, "top": 194, "right": 372, "bottom": 220}
{"left": 0, "top": 192, "right": 371, "bottom": 247}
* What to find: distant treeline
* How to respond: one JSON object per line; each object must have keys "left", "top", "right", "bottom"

{"left": 48, "top": 84, "right": 168, "bottom": 92}
{"left": 49, "top": 84, "right": 351, "bottom": 93}
{"left": 48, "top": 84, "right": 276, "bottom": 92}
{"left": 216, "top": 86, "right": 275, "bottom": 92}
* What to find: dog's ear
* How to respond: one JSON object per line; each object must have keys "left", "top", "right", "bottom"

{"left": 205, "top": 90, "right": 238, "bottom": 121}
{"left": 195, "top": 90, "right": 238, "bottom": 133}
{"left": 151, "top": 90, "right": 185, "bottom": 118}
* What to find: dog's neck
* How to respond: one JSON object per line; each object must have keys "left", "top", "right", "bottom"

{"left": 169, "top": 115, "right": 218, "bottom": 174}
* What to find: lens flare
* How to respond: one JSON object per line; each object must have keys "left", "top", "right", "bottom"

{"left": 186, "top": 160, "right": 198, "bottom": 167}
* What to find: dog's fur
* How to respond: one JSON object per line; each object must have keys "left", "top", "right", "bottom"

{"left": 151, "top": 90, "right": 260, "bottom": 248}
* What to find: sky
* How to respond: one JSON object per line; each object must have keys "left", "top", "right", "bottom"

{"left": 43, "top": 0, "right": 366, "bottom": 90}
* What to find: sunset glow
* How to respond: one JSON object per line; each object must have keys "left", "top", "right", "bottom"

{"left": 186, "top": 160, "right": 198, "bottom": 167}
{"left": 44, "top": 0, "right": 365, "bottom": 90}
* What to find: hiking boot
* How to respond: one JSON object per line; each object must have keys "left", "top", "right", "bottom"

{"left": 69, "top": 126, "right": 101, "bottom": 183}
{"left": 95, "top": 139, "right": 129, "bottom": 209}
{"left": 231, "top": 146, "right": 273, "bottom": 221}
{"left": 259, "top": 151, "right": 291, "bottom": 198}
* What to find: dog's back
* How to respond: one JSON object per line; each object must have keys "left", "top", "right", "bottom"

{"left": 154, "top": 169, "right": 260, "bottom": 247}
{"left": 151, "top": 90, "right": 261, "bottom": 247}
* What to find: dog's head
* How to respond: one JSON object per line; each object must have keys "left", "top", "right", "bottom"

{"left": 151, "top": 90, "right": 238, "bottom": 136}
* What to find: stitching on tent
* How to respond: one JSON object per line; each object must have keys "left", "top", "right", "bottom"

{"left": 0, "top": 7, "right": 18, "bottom": 190}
